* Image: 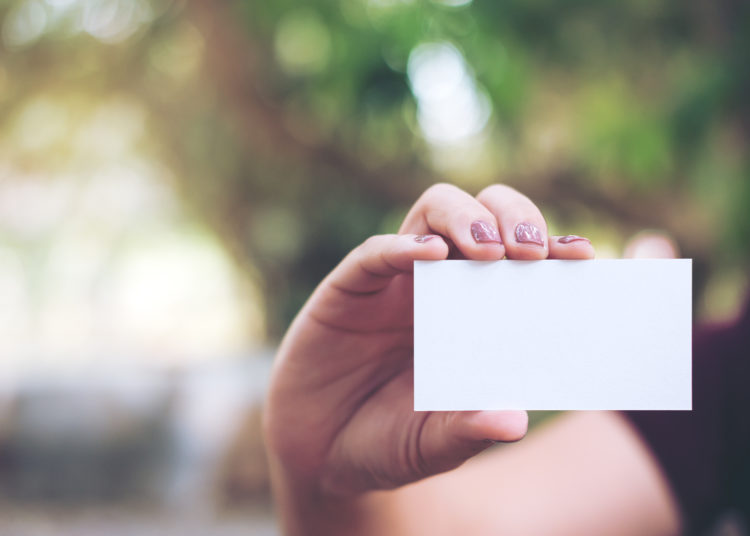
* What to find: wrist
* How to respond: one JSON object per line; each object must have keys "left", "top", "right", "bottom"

{"left": 269, "top": 454, "right": 384, "bottom": 536}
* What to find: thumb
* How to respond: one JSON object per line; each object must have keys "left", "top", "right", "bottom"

{"left": 416, "top": 410, "right": 528, "bottom": 477}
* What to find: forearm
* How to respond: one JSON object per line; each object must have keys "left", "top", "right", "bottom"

{"left": 384, "top": 412, "right": 681, "bottom": 536}
{"left": 270, "top": 412, "right": 681, "bottom": 536}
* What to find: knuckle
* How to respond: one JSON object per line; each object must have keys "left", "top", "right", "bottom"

{"left": 421, "top": 182, "right": 459, "bottom": 202}
{"left": 476, "top": 183, "right": 514, "bottom": 201}
{"left": 360, "top": 234, "right": 394, "bottom": 252}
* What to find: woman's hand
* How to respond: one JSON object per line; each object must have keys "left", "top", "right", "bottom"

{"left": 264, "top": 184, "right": 594, "bottom": 530}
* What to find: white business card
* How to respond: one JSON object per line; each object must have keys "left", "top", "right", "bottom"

{"left": 414, "top": 259, "right": 692, "bottom": 411}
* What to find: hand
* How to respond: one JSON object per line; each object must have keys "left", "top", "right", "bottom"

{"left": 264, "top": 184, "right": 595, "bottom": 501}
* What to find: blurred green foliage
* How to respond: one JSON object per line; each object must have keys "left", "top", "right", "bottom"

{"left": 1, "top": 0, "right": 748, "bottom": 339}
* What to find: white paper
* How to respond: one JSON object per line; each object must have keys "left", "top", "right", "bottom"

{"left": 414, "top": 259, "right": 692, "bottom": 411}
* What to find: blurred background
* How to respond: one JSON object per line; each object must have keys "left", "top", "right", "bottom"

{"left": 0, "top": 0, "right": 748, "bottom": 534}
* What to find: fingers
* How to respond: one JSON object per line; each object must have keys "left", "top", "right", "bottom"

{"left": 416, "top": 410, "right": 528, "bottom": 477}
{"left": 326, "top": 233, "right": 450, "bottom": 294}
{"left": 476, "top": 184, "right": 549, "bottom": 260}
{"left": 332, "top": 184, "right": 595, "bottom": 297}
{"left": 549, "top": 235, "right": 595, "bottom": 259}
{"left": 399, "top": 183, "right": 506, "bottom": 260}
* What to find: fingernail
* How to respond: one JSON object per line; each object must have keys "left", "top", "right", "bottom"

{"left": 558, "top": 235, "right": 591, "bottom": 244}
{"left": 515, "top": 222, "right": 544, "bottom": 246}
{"left": 415, "top": 234, "right": 436, "bottom": 243}
{"left": 471, "top": 220, "right": 502, "bottom": 244}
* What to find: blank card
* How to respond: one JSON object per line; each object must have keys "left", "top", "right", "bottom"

{"left": 413, "top": 259, "right": 692, "bottom": 411}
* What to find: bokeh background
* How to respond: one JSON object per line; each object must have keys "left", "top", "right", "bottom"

{"left": 0, "top": 0, "right": 748, "bottom": 534}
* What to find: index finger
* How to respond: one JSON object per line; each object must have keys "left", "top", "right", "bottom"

{"left": 399, "top": 183, "right": 506, "bottom": 260}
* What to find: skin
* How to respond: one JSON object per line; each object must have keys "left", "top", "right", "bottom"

{"left": 263, "top": 183, "right": 681, "bottom": 535}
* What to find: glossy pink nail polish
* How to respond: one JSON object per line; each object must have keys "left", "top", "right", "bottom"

{"left": 415, "top": 234, "right": 436, "bottom": 243}
{"left": 558, "top": 235, "right": 591, "bottom": 244}
{"left": 515, "top": 222, "right": 544, "bottom": 246}
{"left": 471, "top": 220, "right": 502, "bottom": 244}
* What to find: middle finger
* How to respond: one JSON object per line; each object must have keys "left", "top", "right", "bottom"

{"left": 476, "top": 184, "right": 549, "bottom": 260}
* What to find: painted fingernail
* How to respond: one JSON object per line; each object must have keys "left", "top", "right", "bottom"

{"left": 515, "top": 222, "right": 544, "bottom": 246}
{"left": 471, "top": 220, "right": 502, "bottom": 244}
{"left": 415, "top": 234, "right": 436, "bottom": 243}
{"left": 558, "top": 235, "right": 591, "bottom": 244}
